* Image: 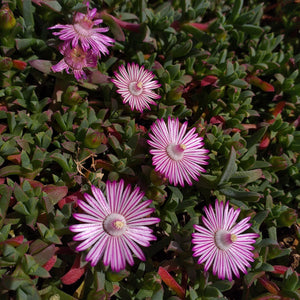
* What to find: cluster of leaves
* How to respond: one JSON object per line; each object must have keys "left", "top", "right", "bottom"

{"left": 0, "top": 0, "right": 299, "bottom": 299}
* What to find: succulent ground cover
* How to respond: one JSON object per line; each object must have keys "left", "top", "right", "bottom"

{"left": 0, "top": 0, "right": 299, "bottom": 299}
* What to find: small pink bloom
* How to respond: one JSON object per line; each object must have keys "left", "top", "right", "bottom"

{"left": 52, "top": 44, "right": 97, "bottom": 81}
{"left": 49, "top": 3, "right": 114, "bottom": 57}
{"left": 69, "top": 180, "right": 160, "bottom": 272}
{"left": 192, "top": 200, "right": 260, "bottom": 281}
{"left": 111, "top": 63, "right": 161, "bottom": 112}
{"left": 148, "top": 117, "right": 209, "bottom": 186}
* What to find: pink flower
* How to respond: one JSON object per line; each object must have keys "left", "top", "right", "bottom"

{"left": 49, "top": 3, "right": 114, "bottom": 57}
{"left": 147, "top": 117, "right": 209, "bottom": 186}
{"left": 52, "top": 44, "right": 97, "bottom": 81}
{"left": 111, "top": 63, "right": 161, "bottom": 112}
{"left": 192, "top": 200, "right": 260, "bottom": 281}
{"left": 69, "top": 180, "right": 160, "bottom": 272}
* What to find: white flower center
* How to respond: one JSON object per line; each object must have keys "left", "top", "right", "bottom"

{"left": 214, "top": 229, "right": 237, "bottom": 251}
{"left": 166, "top": 143, "right": 186, "bottom": 161}
{"left": 74, "top": 23, "right": 91, "bottom": 37}
{"left": 128, "top": 81, "right": 143, "bottom": 96}
{"left": 103, "top": 213, "right": 127, "bottom": 237}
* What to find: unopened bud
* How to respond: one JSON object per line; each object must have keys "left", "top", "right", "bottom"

{"left": 167, "top": 86, "right": 184, "bottom": 101}
{"left": 62, "top": 86, "right": 83, "bottom": 106}
{"left": 269, "top": 156, "right": 288, "bottom": 172}
{"left": 146, "top": 186, "right": 167, "bottom": 204}
{"left": 84, "top": 130, "right": 107, "bottom": 149}
{"left": 0, "top": 57, "right": 13, "bottom": 71}
{"left": 278, "top": 208, "right": 297, "bottom": 227}
{"left": 150, "top": 169, "right": 167, "bottom": 186}
{"left": 0, "top": 4, "right": 16, "bottom": 31}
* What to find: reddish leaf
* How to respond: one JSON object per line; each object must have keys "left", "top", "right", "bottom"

{"left": 26, "top": 179, "right": 44, "bottom": 189}
{"left": 188, "top": 22, "right": 210, "bottom": 32}
{"left": 12, "top": 60, "right": 27, "bottom": 70}
{"left": 242, "top": 124, "right": 257, "bottom": 130}
{"left": 107, "top": 126, "right": 122, "bottom": 142}
{"left": 259, "top": 134, "right": 270, "bottom": 150}
{"left": 58, "top": 191, "right": 83, "bottom": 209}
{"left": 158, "top": 267, "right": 185, "bottom": 299}
{"left": 258, "top": 276, "right": 280, "bottom": 294}
{"left": 247, "top": 75, "right": 275, "bottom": 92}
{"left": 43, "top": 185, "right": 68, "bottom": 205}
{"left": 61, "top": 255, "right": 86, "bottom": 285}
{"left": 7, "top": 154, "right": 21, "bottom": 165}
{"left": 1, "top": 235, "right": 24, "bottom": 247}
{"left": 268, "top": 101, "right": 286, "bottom": 124}
{"left": 272, "top": 265, "right": 300, "bottom": 276}
{"left": 201, "top": 75, "right": 218, "bottom": 87}
{"left": 0, "top": 124, "right": 7, "bottom": 134}
{"left": 210, "top": 115, "right": 225, "bottom": 125}
{"left": 43, "top": 255, "right": 57, "bottom": 271}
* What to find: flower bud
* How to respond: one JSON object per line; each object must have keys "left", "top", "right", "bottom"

{"left": 278, "top": 208, "right": 297, "bottom": 227}
{"left": 62, "top": 86, "right": 83, "bottom": 106}
{"left": 166, "top": 85, "right": 183, "bottom": 101}
{"left": 0, "top": 4, "right": 16, "bottom": 31}
{"left": 84, "top": 130, "right": 107, "bottom": 149}
{"left": 0, "top": 57, "right": 13, "bottom": 71}
{"left": 146, "top": 186, "right": 167, "bottom": 204}
{"left": 150, "top": 169, "right": 167, "bottom": 186}
{"left": 269, "top": 156, "right": 289, "bottom": 172}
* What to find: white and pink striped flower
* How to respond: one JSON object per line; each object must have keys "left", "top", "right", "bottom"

{"left": 49, "top": 3, "right": 114, "bottom": 57}
{"left": 69, "top": 180, "right": 160, "bottom": 272}
{"left": 148, "top": 117, "right": 209, "bottom": 186}
{"left": 192, "top": 200, "right": 259, "bottom": 281}
{"left": 111, "top": 63, "right": 161, "bottom": 112}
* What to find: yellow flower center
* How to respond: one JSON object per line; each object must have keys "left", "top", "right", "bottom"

{"left": 103, "top": 213, "right": 127, "bottom": 236}
{"left": 114, "top": 220, "right": 124, "bottom": 229}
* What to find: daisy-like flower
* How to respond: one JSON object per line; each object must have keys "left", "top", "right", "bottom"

{"left": 49, "top": 2, "right": 115, "bottom": 57}
{"left": 52, "top": 44, "right": 97, "bottom": 81}
{"left": 111, "top": 63, "right": 161, "bottom": 112}
{"left": 192, "top": 200, "right": 260, "bottom": 281}
{"left": 69, "top": 180, "right": 160, "bottom": 272}
{"left": 147, "top": 117, "right": 209, "bottom": 186}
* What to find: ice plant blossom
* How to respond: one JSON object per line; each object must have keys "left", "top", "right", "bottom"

{"left": 192, "top": 200, "right": 259, "bottom": 281}
{"left": 49, "top": 2, "right": 115, "bottom": 57}
{"left": 52, "top": 44, "right": 97, "bottom": 81}
{"left": 111, "top": 63, "right": 161, "bottom": 112}
{"left": 147, "top": 117, "right": 209, "bottom": 186}
{"left": 69, "top": 180, "right": 160, "bottom": 272}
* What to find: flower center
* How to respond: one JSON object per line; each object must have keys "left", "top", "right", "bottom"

{"left": 103, "top": 213, "right": 127, "bottom": 237}
{"left": 64, "top": 46, "right": 87, "bottom": 69}
{"left": 128, "top": 81, "right": 143, "bottom": 96}
{"left": 166, "top": 143, "right": 186, "bottom": 161}
{"left": 74, "top": 21, "right": 92, "bottom": 37}
{"left": 214, "top": 229, "right": 237, "bottom": 251}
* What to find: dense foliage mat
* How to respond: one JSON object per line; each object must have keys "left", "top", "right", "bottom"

{"left": 0, "top": 0, "right": 299, "bottom": 299}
